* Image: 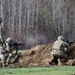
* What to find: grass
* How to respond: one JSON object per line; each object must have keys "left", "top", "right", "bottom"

{"left": 18, "top": 50, "right": 27, "bottom": 54}
{"left": 9, "top": 50, "right": 75, "bottom": 75}
{"left": 1, "top": 50, "right": 74, "bottom": 75}
{"left": 13, "top": 50, "right": 27, "bottom": 54}
{"left": 0, "top": 66, "right": 75, "bottom": 75}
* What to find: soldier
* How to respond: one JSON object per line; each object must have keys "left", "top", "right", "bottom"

{"left": 5, "top": 37, "right": 23, "bottom": 64}
{"left": 50, "top": 36, "right": 70, "bottom": 65}
{"left": 0, "top": 17, "right": 6, "bottom": 67}
{"left": 5, "top": 37, "right": 14, "bottom": 65}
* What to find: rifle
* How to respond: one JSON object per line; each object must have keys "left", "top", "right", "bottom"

{"left": 66, "top": 40, "right": 74, "bottom": 47}
{"left": 9, "top": 42, "right": 25, "bottom": 57}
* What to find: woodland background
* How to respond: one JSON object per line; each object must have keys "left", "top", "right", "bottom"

{"left": 0, "top": 0, "right": 75, "bottom": 48}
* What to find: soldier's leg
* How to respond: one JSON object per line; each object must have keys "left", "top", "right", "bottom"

{"left": 50, "top": 53, "right": 57, "bottom": 65}
{"left": 61, "top": 54, "right": 68, "bottom": 62}
{"left": 5, "top": 53, "right": 9, "bottom": 65}
{"left": 0, "top": 54, "right": 6, "bottom": 68}
{"left": 58, "top": 58, "right": 62, "bottom": 66}
{"left": 58, "top": 54, "right": 68, "bottom": 66}
{"left": 6, "top": 53, "right": 12, "bottom": 65}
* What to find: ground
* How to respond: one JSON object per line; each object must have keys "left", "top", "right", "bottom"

{"left": 8, "top": 43, "right": 75, "bottom": 67}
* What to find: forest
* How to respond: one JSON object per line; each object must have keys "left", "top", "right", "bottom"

{"left": 0, "top": 0, "right": 75, "bottom": 48}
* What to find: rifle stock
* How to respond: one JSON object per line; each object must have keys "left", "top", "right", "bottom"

{"left": 66, "top": 41, "right": 74, "bottom": 46}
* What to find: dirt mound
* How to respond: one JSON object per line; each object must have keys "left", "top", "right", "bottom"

{"left": 12, "top": 43, "right": 75, "bottom": 67}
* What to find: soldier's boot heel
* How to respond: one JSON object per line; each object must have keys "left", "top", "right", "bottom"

{"left": 6, "top": 62, "right": 8, "bottom": 66}
{"left": 2, "top": 63, "right": 5, "bottom": 68}
{"left": 58, "top": 58, "right": 62, "bottom": 66}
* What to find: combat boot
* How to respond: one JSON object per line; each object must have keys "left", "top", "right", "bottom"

{"left": 6, "top": 62, "right": 8, "bottom": 66}
{"left": 58, "top": 58, "right": 62, "bottom": 66}
{"left": 2, "top": 62, "right": 5, "bottom": 68}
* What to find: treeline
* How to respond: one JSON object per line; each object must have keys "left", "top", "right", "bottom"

{"left": 0, "top": 0, "right": 75, "bottom": 48}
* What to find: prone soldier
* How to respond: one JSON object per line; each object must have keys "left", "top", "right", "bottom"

{"left": 5, "top": 37, "right": 24, "bottom": 64}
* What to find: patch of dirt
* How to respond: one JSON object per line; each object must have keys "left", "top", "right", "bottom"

{"left": 10, "top": 43, "right": 75, "bottom": 67}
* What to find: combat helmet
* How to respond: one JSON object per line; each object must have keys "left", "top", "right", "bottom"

{"left": 57, "top": 36, "right": 64, "bottom": 40}
{"left": 6, "top": 37, "right": 13, "bottom": 43}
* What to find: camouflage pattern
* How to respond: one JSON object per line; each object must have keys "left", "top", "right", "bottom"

{"left": 5, "top": 37, "right": 14, "bottom": 64}
{"left": 5, "top": 38, "right": 13, "bottom": 52}
{"left": 0, "top": 17, "right": 6, "bottom": 67}
{"left": 50, "top": 36, "right": 70, "bottom": 65}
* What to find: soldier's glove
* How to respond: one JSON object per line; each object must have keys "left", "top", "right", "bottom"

{"left": 64, "top": 48, "right": 68, "bottom": 52}
{"left": 12, "top": 54, "right": 15, "bottom": 58}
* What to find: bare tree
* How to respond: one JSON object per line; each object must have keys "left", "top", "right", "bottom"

{"left": 0, "top": 0, "right": 75, "bottom": 48}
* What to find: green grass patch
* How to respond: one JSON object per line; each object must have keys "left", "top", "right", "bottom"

{"left": 13, "top": 50, "right": 27, "bottom": 54}
{"left": 18, "top": 50, "right": 27, "bottom": 54}
{"left": 0, "top": 66, "right": 75, "bottom": 75}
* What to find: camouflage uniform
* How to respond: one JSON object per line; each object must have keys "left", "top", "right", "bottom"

{"left": 0, "top": 17, "right": 6, "bottom": 67}
{"left": 50, "top": 36, "right": 70, "bottom": 65}
{"left": 5, "top": 38, "right": 14, "bottom": 64}
{"left": 0, "top": 42, "right": 6, "bottom": 67}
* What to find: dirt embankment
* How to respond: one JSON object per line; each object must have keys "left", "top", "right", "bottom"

{"left": 12, "top": 43, "right": 75, "bottom": 67}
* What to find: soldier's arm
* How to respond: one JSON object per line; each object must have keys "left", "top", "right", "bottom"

{"left": 65, "top": 42, "right": 70, "bottom": 50}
